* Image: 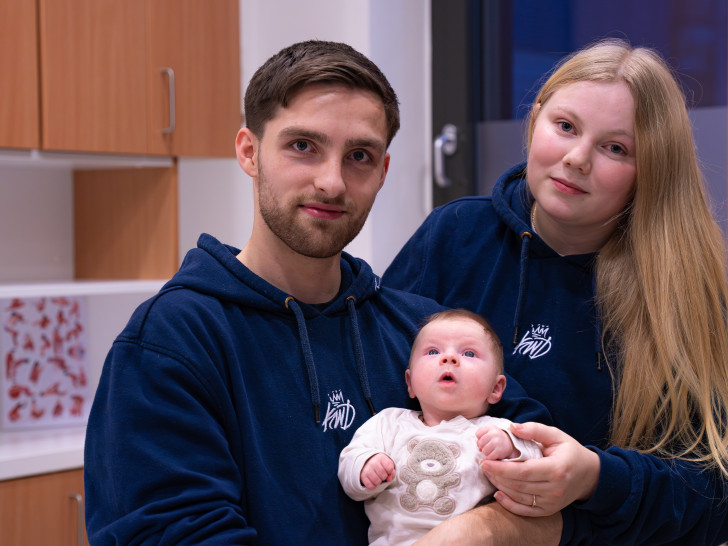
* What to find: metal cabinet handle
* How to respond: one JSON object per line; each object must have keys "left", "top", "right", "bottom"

{"left": 433, "top": 124, "right": 458, "bottom": 187}
{"left": 69, "top": 493, "right": 84, "bottom": 546}
{"left": 160, "top": 67, "right": 176, "bottom": 134}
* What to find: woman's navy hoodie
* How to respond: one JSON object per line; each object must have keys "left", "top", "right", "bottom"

{"left": 383, "top": 163, "right": 728, "bottom": 545}
{"left": 84, "top": 233, "right": 547, "bottom": 545}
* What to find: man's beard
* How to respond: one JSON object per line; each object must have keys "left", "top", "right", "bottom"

{"left": 257, "top": 165, "right": 372, "bottom": 259}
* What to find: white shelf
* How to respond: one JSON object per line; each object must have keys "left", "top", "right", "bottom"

{"left": 0, "top": 149, "right": 174, "bottom": 170}
{"left": 0, "top": 426, "right": 86, "bottom": 480}
{"left": 0, "top": 279, "right": 166, "bottom": 299}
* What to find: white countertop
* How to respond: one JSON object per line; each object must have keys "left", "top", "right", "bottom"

{"left": 0, "top": 426, "right": 86, "bottom": 481}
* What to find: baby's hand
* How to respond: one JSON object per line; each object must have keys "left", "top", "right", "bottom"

{"left": 360, "top": 453, "right": 396, "bottom": 489}
{"left": 476, "top": 424, "right": 519, "bottom": 460}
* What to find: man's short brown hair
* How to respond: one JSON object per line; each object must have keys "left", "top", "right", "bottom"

{"left": 243, "top": 40, "right": 400, "bottom": 146}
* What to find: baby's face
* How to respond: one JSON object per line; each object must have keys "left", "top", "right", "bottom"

{"left": 406, "top": 317, "right": 505, "bottom": 424}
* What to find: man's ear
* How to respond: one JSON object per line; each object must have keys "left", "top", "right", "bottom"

{"left": 378, "top": 152, "right": 390, "bottom": 191}
{"left": 486, "top": 374, "right": 507, "bottom": 404}
{"left": 236, "top": 127, "right": 259, "bottom": 178}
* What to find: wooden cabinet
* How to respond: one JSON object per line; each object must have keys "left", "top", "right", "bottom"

{"left": 38, "top": 0, "right": 241, "bottom": 157}
{"left": 39, "top": 0, "right": 149, "bottom": 155}
{"left": 0, "top": 468, "right": 89, "bottom": 546}
{"left": 0, "top": 0, "right": 40, "bottom": 149}
{"left": 146, "top": 0, "right": 242, "bottom": 157}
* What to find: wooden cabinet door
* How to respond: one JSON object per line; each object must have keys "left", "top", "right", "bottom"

{"left": 0, "top": 468, "right": 89, "bottom": 546}
{"left": 0, "top": 0, "right": 40, "bottom": 149}
{"left": 146, "top": 0, "right": 241, "bottom": 157}
{"left": 39, "top": 0, "right": 149, "bottom": 154}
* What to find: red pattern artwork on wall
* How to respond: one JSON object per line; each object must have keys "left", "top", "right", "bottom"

{"left": 1, "top": 296, "right": 89, "bottom": 429}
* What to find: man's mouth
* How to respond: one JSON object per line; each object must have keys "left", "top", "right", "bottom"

{"left": 300, "top": 203, "right": 345, "bottom": 220}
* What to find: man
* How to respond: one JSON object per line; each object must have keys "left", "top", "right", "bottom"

{"left": 84, "top": 40, "right": 554, "bottom": 545}
{"left": 83, "top": 40, "right": 444, "bottom": 545}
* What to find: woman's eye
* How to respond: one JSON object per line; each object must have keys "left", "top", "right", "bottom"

{"left": 558, "top": 121, "right": 573, "bottom": 133}
{"left": 608, "top": 143, "right": 626, "bottom": 155}
{"left": 427, "top": 349, "right": 439, "bottom": 355}
{"left": 463, "top": 350, "right": 475, "bottom": 358}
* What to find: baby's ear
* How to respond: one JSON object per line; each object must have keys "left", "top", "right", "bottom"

{"left": 405, "top": 369, "right": 416, "bottom": 399}
{"left": 486, "top": 374, "right": 507, "bottom": 404}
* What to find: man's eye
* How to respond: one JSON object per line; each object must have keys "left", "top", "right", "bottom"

{"left": 427, "top": 349, "right": 439, "bottom": 355}
{"left": 463, "top": 350, "right": 475, "bottom": 358}
{"left": 293, "top": 140, "right": 310, "bottom": 152}
{"left": 351, "top": 150, "right": 368, "bottom": 162}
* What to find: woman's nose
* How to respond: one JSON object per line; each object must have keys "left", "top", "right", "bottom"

{"left": 563, "top": 141, "right": 591, "bottom": 173}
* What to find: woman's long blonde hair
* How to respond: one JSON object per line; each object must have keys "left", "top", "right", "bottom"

{"left": 527, "top": 39, "right": 728, "bottom": 476}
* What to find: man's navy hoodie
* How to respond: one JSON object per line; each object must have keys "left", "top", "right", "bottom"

{"left": 383, "top": 163, "right": 728, "bottom": 545}
{"left": 83, "top": 233, "right": 547, "bottom": 544}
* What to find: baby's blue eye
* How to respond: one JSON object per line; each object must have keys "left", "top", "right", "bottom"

{"left": 427, "top": 349, "right": 439, "bottom": 355}
{"left": 463, "top": 350, "right": 475, "bottom": 357}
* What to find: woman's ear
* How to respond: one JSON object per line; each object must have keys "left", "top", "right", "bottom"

{"left": 235, "top": 127, "right": 259, "bottom": 178}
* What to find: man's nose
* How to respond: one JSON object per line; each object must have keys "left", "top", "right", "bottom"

{"left": 313, "top": 158, "right": 346, "bottom": 197}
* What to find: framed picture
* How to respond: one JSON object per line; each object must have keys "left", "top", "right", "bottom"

{"left": 1, "top": 295, "right": 89, "bottom": 429}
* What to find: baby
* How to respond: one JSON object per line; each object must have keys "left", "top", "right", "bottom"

{"left": 338, "top": 309, "right": 542, "bottom": 545}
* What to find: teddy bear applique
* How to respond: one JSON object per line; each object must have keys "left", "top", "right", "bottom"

{"left": 399, "top": 438, "right": 461, "bottom": 515}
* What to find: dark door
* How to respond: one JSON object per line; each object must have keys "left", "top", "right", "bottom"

{"left": 431, "top": 0, "right": 727, "bottom": 216}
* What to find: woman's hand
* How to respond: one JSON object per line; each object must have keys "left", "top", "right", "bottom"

{"left": 479, "top": 422, "right": 600, "bottom": 517}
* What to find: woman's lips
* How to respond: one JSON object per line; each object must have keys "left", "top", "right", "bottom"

{"left": 552, "top": 177, "right": 586, "bottom": 195}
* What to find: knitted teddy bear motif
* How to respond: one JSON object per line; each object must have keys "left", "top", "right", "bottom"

{"left": 399, "top": 438, "right": 461, "bottom": 515}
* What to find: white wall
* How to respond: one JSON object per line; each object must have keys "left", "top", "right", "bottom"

{"left": 234, "top": 0, "right": 432, "bottom": 275}
{"left": 0, "top": 166, "right": 73, "bottom": 282}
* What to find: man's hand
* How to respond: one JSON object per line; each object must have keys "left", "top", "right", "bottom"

{"left": 413, "top": 502, "right": 562, "bottom": 545}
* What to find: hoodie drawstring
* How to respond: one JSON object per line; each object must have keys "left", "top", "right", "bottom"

{"left": 346, "top": 296, "right": 376, "bottom": 417}
{"left": 512, "top": 231, "right": 532, "bottom": 346}
{"left": 286, "top": 297, "right": 321, "bottom": 424}
{"left": 592, "top": 275, "right": 604, "bottom": 372}
{"left": 285, "top": 296, "right": 376, "bottom": 424}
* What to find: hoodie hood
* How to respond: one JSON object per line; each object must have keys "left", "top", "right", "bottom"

{"left": 161, "top": 233, "right": 382, "bottom": 424}
{"left": 164, "top": 233, "right": 380, "bottom": 318}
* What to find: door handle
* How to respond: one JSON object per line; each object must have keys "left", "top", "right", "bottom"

{"left": 160, "top": 67, "right": 176, "bottom": 135}
{"left": 69, "top": 493, "right": 84, "bottom": 546}
{"left": 433, "top": 124, "right": 458, "bottom": 187}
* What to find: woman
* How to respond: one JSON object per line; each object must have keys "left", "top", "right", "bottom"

{"left": 384, "top": 39, "right": 728, "bottom": 544}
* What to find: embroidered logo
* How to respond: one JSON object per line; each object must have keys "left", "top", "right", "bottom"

{"left": 322, "top": 389, "right": 356, "bottom": 432}
{"left": 513, "top": 324, "right": 552, "bottom": 360}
